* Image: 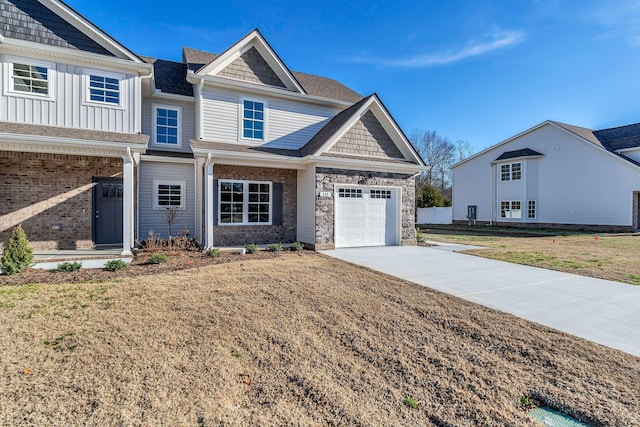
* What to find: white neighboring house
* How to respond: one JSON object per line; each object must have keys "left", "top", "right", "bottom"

{"left": 452, "top": 120, "right": 640, "bottom": 231}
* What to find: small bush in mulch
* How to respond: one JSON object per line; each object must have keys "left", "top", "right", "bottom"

{"left": 1, "top": 224, "right": 35, "bottom": 276}
{"left": 104, "top": 259, "right": 127, "bottom": 272}
{"left": 205, "top": 248, "right": 221, "bottom": 258}
{"left": 244, "top": 243, "right": 259, "bottom": 254}
{"left": 290, "top": 241, "right": 304, "bottom": 251}
{"left": 147, "top": 254, "right": 167, "bottom": 265}
{"left": 267, "top": 242, "right": 283, "bottom": 252}
{"left": 51, "top": 262, "right": 82, "bottom": 273}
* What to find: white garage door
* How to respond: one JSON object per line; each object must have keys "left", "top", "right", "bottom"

{"left": 335, "top": 187, "right": 399, "bottom": 248}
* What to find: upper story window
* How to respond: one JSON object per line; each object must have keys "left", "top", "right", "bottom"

{"left": 89, "top": 75, "right": 120, "bottom": 104}
{"left": 153, "top": 105, "right": 181, "bottom": 146}
{"left": 242, "top": 100, "right": 265, "bottom": 140}
{"left": 500, "top": 162, "right": 522, "bottom": 181}
{"left": 13, "top": 63, "right": 49, "bottom": 95}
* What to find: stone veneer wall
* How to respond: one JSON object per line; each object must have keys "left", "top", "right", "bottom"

{"left": 218, "top": 47, "right": 286, "bottom": 87}
{"left": 211, "top": 165, "right": 297, "bottom": 246}
{"left": 0, "top": 151, "right": 122, "bottom": 250}
{"left": 314, "top": 167, "right": 417, "bottom": 250}
{"left": 328, "top": 111, "right": 404, "bottom": 159}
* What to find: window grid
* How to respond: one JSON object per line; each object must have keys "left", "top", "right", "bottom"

{"left": 511, "top": 163, "right": 522, "bottom": 180}
{"left": 219, "top": 181, "right": 271, "bottom": 225}
{"left": 528, "top": 200, "right": 536, "bottom": 219}
{"left": 242, "top": 100, "right": 264, "bottom": 140}
{"left": 500, "top": 164, "right": 511, "bottom": 181}
{"left": 370, "top": 189, "right": 392, "bottom": 199}
{"left": 157, "top": 184, "right": 182, "bottom": 207}
{"left": 89, "top": 75, "right": 120, "bottom": 104}
{"left": 511, "top": 201, "right": 522, "bottom": 219}
{"left": 501, "top": 200, "right": 522, "bottom": 219}
{"left": 338, "top": 188, "right": 362, "bottom": 198}
{"left": 13, "top": 63, "right": 48, "bottom": 95}
{"left": 156, "top": 108, "right": 179, "bottom": 144}
{"left": 500, "top": 201, "right": 510, "bottom": 218}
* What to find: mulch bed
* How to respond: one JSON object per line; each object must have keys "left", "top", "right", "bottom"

{"left": 0, "top": 249, "right": 285, "bottom": 286}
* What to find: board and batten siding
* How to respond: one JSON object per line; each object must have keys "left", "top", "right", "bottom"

{"left": 142, "top": 97, "right": 196, "bottom": 153}
{"left": 452, "top": 124, "right": 640, "bottom": 226}
{"left": 0, "top": 56, "right": 139, "bottom": 132}
{"left": 201, "top": 86, "right": 339, "bottom": 149}
{"left": 296, "top": 166, "right": 316, "bottom": 244}
{"left": 138, "top": 160, "right": 196, "bottom": 241}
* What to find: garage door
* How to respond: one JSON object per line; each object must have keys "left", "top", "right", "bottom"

{"left": 335, "top": 187, "right": 399, "bottom": 248}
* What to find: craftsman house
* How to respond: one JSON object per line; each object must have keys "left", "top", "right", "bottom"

{"left": 451, "top": 120, "right": 640, "bottom": 231}
{"left": 0, "top": 0, "right": 426, "bottom": 254}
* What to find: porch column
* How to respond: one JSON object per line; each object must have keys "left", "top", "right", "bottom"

{"left": 204, "top": 155, "right": 214, "bottom": 248}
{"left": 122, "top": 151, "right": 135, "bottom": 255}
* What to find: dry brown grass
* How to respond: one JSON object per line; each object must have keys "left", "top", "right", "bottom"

{"left": 424, "top": 229, "right": 640, "bottom": 285}
{"left": 1, "top": 252, "right": 640, "bottom": 426}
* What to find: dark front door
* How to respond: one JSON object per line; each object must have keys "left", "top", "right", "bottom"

{"left": 93, "top": 178, "right": 123, "bottom": 245}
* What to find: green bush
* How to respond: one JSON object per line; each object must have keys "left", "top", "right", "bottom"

{"left": 244, "top": 243, "right": 259, "bottom": 254}
{"left": 403, "top": 396, "right": 419, "bottom": 409}
{"left": 1, "top": 224, "right": 35, "bottom": 275}
{"left": 290, "top": 241, "right": 304, "bottom": 251}
{"left": 267, "top": 242, "right": 283, "bottom": 252}
{"left": 416, "top": 228, "right": 429, "bottom": 243}
{"left": 147, "top": 253, "right": 167, "bottom": 264}
{"left": 206, "top": 248, "right": 221, "bottom": 258}
{"left": 104, "top": 259, "right": 127, "bottom": 272}
{"left": 51, "top": 261, "right": 82, "bottom": 273}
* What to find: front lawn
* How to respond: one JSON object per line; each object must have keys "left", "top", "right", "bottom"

{"left": 1, "top": 252, "right": 639, "bottom": 425}
{"left": 421, "top": 226, "right": 640, "bottom": 285}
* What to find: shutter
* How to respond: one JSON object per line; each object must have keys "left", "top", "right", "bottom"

{"left": 272, "top": 182, "right": 283, "bottom": 226}
{"left": 212, "top": 179, "right": 218, "bottom": 226}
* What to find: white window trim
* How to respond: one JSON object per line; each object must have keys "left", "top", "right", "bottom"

{"left": 499, "top": 162, "right": 522, "bottom": 182}
{"left": 153, "top": 180, "right": 186, "bottom": 210}
{"left": 218, "top": 180, "right": 272, "bottom": 226}
{"left": 528, "top": 200, "right": 537, "bottom": 219}
{"left": 500, "top": 164, "right": 511, "bottom": 182}
{"left": 3, "top": 55, "right": 55, "bottom": 101}
{"left": 152, "top": 104, "right": 183, "bottom": 148}
{"left": 500, "top": 200, "right": 522, "bottom": 219}
{"left": 82, "top": 67, "right": 125, "bottom": 108}
{"left": 238, "top": 96, "right": 268, "bottom": 143}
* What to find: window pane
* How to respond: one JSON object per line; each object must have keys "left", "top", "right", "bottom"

{"left": 248, "top": 183, "right": 259, "bottom": 192}
{"left": 259, "top": 214, "right": 269, "bottom": 222}
{"left": 220, "top": 204, "right": 231, "bottom": 213}
{"left": 232, "top": 214, "right": 243, "bottom": 223}
{"left": 259, "top": 204, "right": 269, "bottom": 213}
{"left": 248, "top": 214, "right": 259, "bottom": 223}
{"left": 248, "top": 193, "right": 258, "bottom": 203}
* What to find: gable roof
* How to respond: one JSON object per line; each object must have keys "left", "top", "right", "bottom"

{"left": 1, "top": 0, "right": 144, "bottom": 62}
{"left": 593, "top": 122, "right": 640, "bottom": 151}
{"left": 182, "top": 46, "right": 361, "bottom": 103}
{"left": 141, "top": 56, "right": 193, "bottom": 97}
{"left": 495, "top": 148, "right": 543, "bottom": 161}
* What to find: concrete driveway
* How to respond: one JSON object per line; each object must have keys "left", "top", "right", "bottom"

{"left": 321, "top": 245, "right": 640, "bottom": 358}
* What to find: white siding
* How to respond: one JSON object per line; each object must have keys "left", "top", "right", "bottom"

{"left": 201, "top": 86, "right": 339, "bottom": 149}
{"left": 452, "top": 124, "right": 640, "bottom": 226}
{"left": 138, "top": 160, "right": 197, "bottom": 241}
{"left": 0, "top": 56, "right": 139, "bottom": 133}
{"left": 296, "top": 166, "right": 316, "bottom": 244}
{"left": 142, "top": 97, "right": 196, "bottom": 153}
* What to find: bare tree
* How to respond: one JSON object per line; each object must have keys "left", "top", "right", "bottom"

{"left": 159, "top": 206, "right": 180, "bottom": 245}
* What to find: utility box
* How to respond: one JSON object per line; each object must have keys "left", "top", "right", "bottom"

{"left": 467, "top": 205, "right": 477, "bottom": 221}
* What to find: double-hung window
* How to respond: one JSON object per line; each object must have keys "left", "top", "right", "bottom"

{"left": 500, "top": 162, "right": 522, "bottom": 181}
{"left": 219, "top": 180, "right": 271, "bottom": 225}
{"left": 12, "top": 63, "right": 49, "bottom": 95}
{"left": 89, "top": 75, "right": 120, "bottom": 104}
{"left": 500, "top": 201, "right": 522, "bottom": 219}
{"left": 153, "top": 105, "right": 181, "bottom": 146}
{"left": 154, "top": 180, "right": 185, "bottom": 210}
{"left": 528, "top": 200, "right": 536, "bottom": 219}
{"left": 242, "top": 100, "right": 265, "bottom": 140}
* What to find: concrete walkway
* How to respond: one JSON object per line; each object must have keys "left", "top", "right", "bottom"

{"left": 321, "top": 245, "right": 640, "bottom": 358}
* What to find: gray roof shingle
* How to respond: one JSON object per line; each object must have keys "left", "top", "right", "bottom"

{"left": 495, "top": 148, "right": 543, "bottom": 161}
{"left": 593, "top": 122, "right": 640, "bottom": 151}
{"left": 141, "top": 56, "right": 193, "bottom": 97}
{"left": 0, "top": 121, "right": 148, "bottom": 145}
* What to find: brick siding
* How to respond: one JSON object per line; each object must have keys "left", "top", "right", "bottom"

{"left": 210, "top": 165, "right": 296, "bottom": 246}
{"left": 314, "top": 167, "right": 416, "bottom": 250}
{"left": 0, "top": 151, "right": 122, "bottom": 250}
{"left": 218, "top": 47, "right": 286, "bottom": 87}
{"left": 328, "top": 111, "right": 404, "bottom": 159}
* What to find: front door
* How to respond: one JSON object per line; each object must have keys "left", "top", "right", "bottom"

{"left": 93, "top": 178, "right": 123, "bottom": 245}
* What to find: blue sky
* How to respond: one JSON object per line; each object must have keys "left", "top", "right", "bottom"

{"left": 72, "top": 0, "right": 640, "bottom": 153}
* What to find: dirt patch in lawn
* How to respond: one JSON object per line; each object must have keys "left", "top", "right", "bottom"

{"left": 1, "top": 252, "right": 639, "bottom": 426}
{"left": 424, "top": 229, "right": 640, "bottom": 285}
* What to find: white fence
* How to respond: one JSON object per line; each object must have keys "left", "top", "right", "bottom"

{"left": 417, "top": 207, "right": 453, "bottom": 225}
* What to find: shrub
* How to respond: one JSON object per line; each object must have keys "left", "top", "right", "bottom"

{"left": 140, "top": 231, "right": 166, "bottom": 250}
{"left": 416, "top": 227, "right": 429, "bottom": 243}
{"left": 290, "top": 241, "right": 304, "bottom": 251}
{"left": 403, "top": 396, "right": 419, "bottom": 409}
{"left": 244, "top": 243, "right": 259, "bottom": 254}
{"left": 104, "top": 259, "right": 127, "bottom": 272}
{"left": 147, "top": 253, "right": 167, "bottom": 264}
{"left": 1, "top": 224, "right": 35, "bottom": 275}
{"left": 51, "top": 261, "right": 82, "bottom": 273}
{"left": 267, "top": 242, "right": 283, "bottom": 252}
{"left": 206, "top": 248, "right": 221, "bottom": 258}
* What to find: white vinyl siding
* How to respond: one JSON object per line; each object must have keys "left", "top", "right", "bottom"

{"left": 201, "top": 86, "right": 338, "bottom": 148}
{"left": 1, "top": 56, "right": 139, "bottom": 132}
{"left": 138, "top": 161, "right": 196, "bottom": 241}
{"left": 142, "top": 98, "right": 195, "bottom": 153}
{"left": 296, "top": 167, "right": 316, "bottom": 245}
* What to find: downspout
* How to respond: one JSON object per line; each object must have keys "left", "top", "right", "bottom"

{"left": 137, "top": 70, "right": 153, "bottom": 135}
{"left": 490, "top": 163, "right": 495, "bottom": 226}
